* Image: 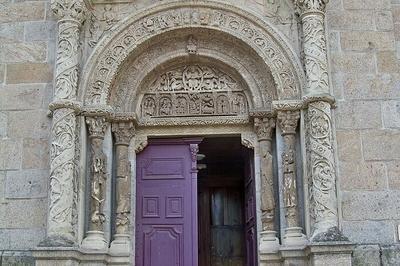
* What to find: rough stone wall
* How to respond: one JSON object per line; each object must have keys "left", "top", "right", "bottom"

{"left": 0, "top": 0, "right": 55, "bottom": 253}
{"left": 326, "top": 0, "right": 400, "bottom": 263}
{"left": 0, "top": 0, "right": 399, "bottom": 264}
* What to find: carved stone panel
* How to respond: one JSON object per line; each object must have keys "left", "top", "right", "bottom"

{"left": 139, "top": 64, "right": 249, "bottom": 121}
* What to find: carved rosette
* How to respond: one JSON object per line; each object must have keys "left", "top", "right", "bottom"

{"left": 277, "top": 110, "right": 300, "bottom": 228}
{"left": 47, "top": 108, "right": 78, "bottom": 244}
{"left": 86, "top": 116, "right": 108, "bottom": 232}
{"left": 254, "top": 117, "right": 276, "bottom": 231}
{"left": 111, "top": 121, "right": 135, "bottom": 235}
{"left": 51, "top": 0, "right": 87, "bottom": 101}
{"left": 306, "top": 101, "right": 338, "bottom": 238}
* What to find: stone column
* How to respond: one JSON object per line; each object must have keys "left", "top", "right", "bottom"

{"left": 277, "top": 110, "right": 307, "bottom": 246}
{"left": 254, "top": 117, "right": 280, "bottom": 253}
{"left": 294, "top": 0, "right": 344, "bottom": 240}
{"left": 110, "top": 120, "right": 135, "bottom": 256}
{"left": 82, "top": 116, "right": 109, "bottom": 250}
{"left": 42, "top": 0, "right": 87, "bottom": 246}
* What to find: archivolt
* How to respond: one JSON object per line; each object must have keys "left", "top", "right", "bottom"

{"left": 80, "top": 1, "right": 305, "bottom": 106}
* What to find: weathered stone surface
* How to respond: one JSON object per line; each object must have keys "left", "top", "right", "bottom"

{"left": 387, "top": 160, "right": 400, "bottom": 190}
{"left": 1, "top": 251, "right": 35, "bottom": 266}
{"left": 0, "top": 42, "right": 47, "bottom": 63}
{"left": 342, "top": 191, "right": 400, "bottom": 220}
{"left": 352, "top": 245, "right": 381, "bottom": 266}
{"left": 330, "top": 53, "right": 376, "bottom": 74}
{"left": 336, "top": 130, "right": 362, "bottom": 162}
{"left": 327, "top": 10, "right": 375, "bottom": 31}
{"left": 8, "top": 110, "right": 50, "bottom": 139}
{"left": 0, "top": 199, "right": 46, "bottom": 228}
{"left": 0, "top": 2, "right": 45, "bottom": 23}
{"left": 24, "top": 21, "right": 56, "bottom": 42}
{"left": 377, "top": 51, "right": 400, "bottom": 73}
{"left": 339, "top": 161, "right": 387, "bottom": 190}
{"left": 0, "top": 112, "right": 7, "bottom": 137}
{"left": 6, "top": 63, "right": 53, "bottom": 84}
{"left": 343, "top": 73, "right": 400, "bottom": 99}
{"left": 376, "top": 11, "right": 394, "bottom": 31}
{"left": 382, "top": 100, "right": 400, "bottom": 128}
{"left": 342, "top": 220, "right": 395, "bottom": 244}
{"left": 381, "top": 245, "right": 400, "bottom": 265}
{"left": 22, "top": 138, "right": 49, "bottom": 170}
{"left": 0, "top": 84, "right": 46, "bottom": 111}
{"left": 0, "top": 23, "right": 24, "bottom": 43}
{"left": 0, "top": 139, "right": 21, "bottom": 170}
{"left": 335, "top": 101, "right": 381, "bottom": 129}
{"left": 5, "top": 169, "right": 48, "bottom": 199}
{"left": 0, "top": 228, "right": 45, "bottom": 250}
{"left": 340, "top": 31, "right": 395, "bottom": 51}
{"left": 362, "top": 130, "right": 400, "bottom": 160}
{"left": 342, "top": 0, "right": 391, "bottom": 10}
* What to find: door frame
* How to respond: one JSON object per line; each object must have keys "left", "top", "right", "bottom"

{"left": 130, "top": 125, "right": 260, "bottom": 264}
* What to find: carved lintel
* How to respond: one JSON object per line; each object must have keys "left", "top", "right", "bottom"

{"left": 51, "top": 0, "right": 88, "bottom": 24}
{"left": 293, "top": 0, "right": 329, "bottom": 15}
{"left": 277, "top": 110, "right": 300, "bottom": 136}
{"left": 112, "top": 121, "right": 135, "bottom": 146}
{"left": 86, "top": 116, "right": 108, "bottom": 139}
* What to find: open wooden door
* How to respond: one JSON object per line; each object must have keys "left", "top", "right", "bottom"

{"left": 135, "top": 139, "right": 201, "bottom": 266}
{"left": 244, "top": 148, "right": 258, "bottom": 266}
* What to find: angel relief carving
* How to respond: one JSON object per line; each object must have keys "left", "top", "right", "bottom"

{"left": 139, "top": 64, "right": 249, "bottom": 119}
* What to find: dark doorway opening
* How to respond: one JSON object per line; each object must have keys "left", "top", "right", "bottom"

{"left": 198, "top": 137, "right": 257, "bottom": 266}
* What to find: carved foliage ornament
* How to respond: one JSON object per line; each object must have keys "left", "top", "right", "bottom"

{"left": 293, "top": 0, "right": 329, "bottom": 13}
{"left": 51, "top": 0, "right": 87, "bottom": 23}
{"left": 277, "top": 110, "right": 300, "bottom": 135}
{"left": 86, "top": 5, "right": 300, "bottom": 104}
{"left": 112, "top": 121, "right": 135, "bottom": 145}
{"left": 140, "top": 64, "right": 248, "bottom": 119}
{"left": 254, "top": 117, "right": 275, "bottom": 141}
{"left": 48, "top": 108, "right": 78, "bottom": 240}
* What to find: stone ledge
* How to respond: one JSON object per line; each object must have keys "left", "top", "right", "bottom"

{"left": 32, "top": 247, "right": 130, "bottom": 266}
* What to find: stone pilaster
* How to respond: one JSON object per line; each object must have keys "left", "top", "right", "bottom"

{"left": 294, "top": 0, "right": 345, "bottom": 241}
{"left": 82, "top": 116, "right": 109, "bottom": 250}
{"left": 254, "top": 117, "right": 280, "bottom": 253}
{"left": 110, "top": 120, "right": 135, "bottom": 256}
{"left": 277, "top": 110, "right": 307, "bottom": 246}
{"left": 42, "top": 0, "right": 87, "bottom": 247}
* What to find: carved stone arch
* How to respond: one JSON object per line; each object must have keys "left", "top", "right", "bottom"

{"left": 80, "top": 1, "right": 305, "bottom": 105}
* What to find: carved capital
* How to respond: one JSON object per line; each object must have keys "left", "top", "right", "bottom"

{"left": 277, "top": 110, "right": 300, "bottom": 135}
{"left": 254, "top": 117, "right": 276, "bottom": 141}
{"left": 51, "top": 0, "right": 88, "bottom": 24}
{"left": 112, "top": 121, "right": 135, "bottom": 146}
{"left": 86, "top": 116, "right": 107, "bottom": 139}
{"left": 294, "top": 0, "right": 329, "bottom": 14}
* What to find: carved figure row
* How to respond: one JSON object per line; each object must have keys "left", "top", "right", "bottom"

{"left": 141, "top": 92, "right": 247, "bottom": 118}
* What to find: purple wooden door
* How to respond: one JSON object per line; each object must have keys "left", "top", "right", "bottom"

{"left": 244, "top": 149, "right": 258, "bottom": 266}
{"left": 135, "top": 139, "right": 201, "bottom": 266}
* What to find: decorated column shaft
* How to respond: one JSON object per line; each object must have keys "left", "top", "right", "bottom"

{"left": 86, "top": 116, "right": 108, "bottom": 233}
{"left": 254, "top": 117, "right": 276, "bottom": 231}
{"left": 294, "top": 0, "right": 343, "bottom": 240}
{"left": 277, "top": 110, "right": 300, "bottom": 228}
{"left": 45, "top": 0, "right": 87, "bottom": 246}
{"left": 112, "top": 121, "right": 135, "bottom": 235}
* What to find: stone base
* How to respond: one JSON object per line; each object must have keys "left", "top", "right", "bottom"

{"left": 33, "top": 247, "right": 130, "bottom": 266}
{"left": 259, "top": 230, "right": 280, "bottom": 253}
{"left": 109, "top": 234, "right": 131, "bottom": 256}
{"left": 306, "top": 241, "right": 354, "bottom": 266}
{"left": 282, "top": 227, "right": 308, "bottom": 247}
{"left": 81, "top": 231, "right": 108, "bottom": 251}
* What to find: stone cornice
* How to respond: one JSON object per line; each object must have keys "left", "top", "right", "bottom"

{"left": 293, "top": 0, "right": 329, "bottom": 15}
{"left": 51, "top": 0, "right": 88, "bottom": 24}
